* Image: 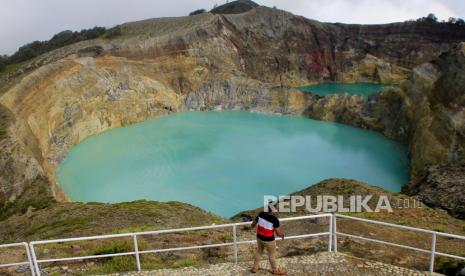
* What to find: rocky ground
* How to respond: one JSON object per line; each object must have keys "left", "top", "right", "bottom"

{"left": 102, "top": 252, "right": 439, "bottom": 276}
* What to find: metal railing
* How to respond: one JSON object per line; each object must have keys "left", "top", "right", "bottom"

{"left": 334, "top": 214, "right": 465, "bottom": 272}
{"left": 1, "top": 213, "right": 464, "bottom": 276}
{"left": 0, "top": 242, "right": 34, "bottom": 275}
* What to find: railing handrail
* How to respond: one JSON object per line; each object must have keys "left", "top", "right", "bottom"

{"left": 0, "top": 242, "right": 35, "bottom": 275}
{"left": 29, "top": 213, "right": 332, "bottom": 245}
{"left": 0, "top": 242, "right": 28, "bottom": 248}
{"left": 1, "top": 213, "right": 465, "bottom": 276}
{"left": 335, "top": 214, "right": 465, "bottom": 240}
{"left": 334, "top": 213, "right": 465, "bottom": 272}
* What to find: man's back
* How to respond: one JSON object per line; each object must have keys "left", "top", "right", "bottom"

{"left": 251, "top": 211, "right": 286, "bottom": 274}
{"left": 255, "top": 211, "right": 280, "bottom": 241}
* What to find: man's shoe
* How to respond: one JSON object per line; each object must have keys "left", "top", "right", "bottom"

{"left": 272, "top": 268, "right": 287, "bottom": 275}
{"left": 250, "top": 267, "right": 259, "bottom": 273}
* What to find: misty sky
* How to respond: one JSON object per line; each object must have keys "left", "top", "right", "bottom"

{"left": 1, "top": 0, "right": 464, "bottom": 55}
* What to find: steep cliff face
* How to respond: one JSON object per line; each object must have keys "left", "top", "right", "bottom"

{"left": 405, "top": 163, "right": 465, "bottom": 219}
{"left": 219, "top": 8, "right": 413, "bottom": 85}
{"left": 0, "top": 28, "right": 316, "bottom": 203}
{"left": 401, "top": 43, "right": 465, "bottom": 175}
{"left": 0, "top": 6, "right": 464, "bottom": 213}
{"left": 303, "top": 87, "right": 410, "bottom": 142}
{"left": 338, "top": 21, "right": 465, "bottom": 68}
{"left": 401, "top": 43, "right": 465, "bottom": 218}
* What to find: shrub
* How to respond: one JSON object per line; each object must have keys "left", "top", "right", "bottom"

{"left": 0, "top": 55, "right": 7, "bottom": 71}
{"left": 426, "top": 13, "right": 438, "bottom": 22}
{"left": 0, "top": 176, "right": 55, "bottom": 221}
{"left": 435, "top": 256, "right": 465, "bottom": 275}
{"left": 189, "top": 9, "right": 206, "bottom": 16}
{"left": 0, "top": 104, "right": 10, "bottom": 140}
{"left": 88, "top": 256, "right": 137, "bottom": 274}
{"left": 24, "top": 218, "right": 90, "bottom": 236}
{"left": 91, "top": 239, "right": 134, "bottom": 256}
{"left": 103, "top": 26, "right": 123, "bottom": 39}
{"left": 6, "top": 26, "right": 107, "bottom": 65}
{"left": 457, "top": 18, "right": 465, "bottom": 26}
{"left": 86, "top": 239, "right": 140, "bottom": 273}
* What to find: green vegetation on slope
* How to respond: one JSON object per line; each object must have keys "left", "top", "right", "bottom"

{"left": 211, "top": 0, "right": 258, "bottom": 14}
{"left": 0, "top": 104, "right": 11, "bottom": 140}
{"left": 0, "top": 55, "right": 7, "bottom": 71}
{"left": 417, "top": 13, "right": 465, "bottom": 26}
{"left": 102, "top": 25, "right": 123, "bottom": 39}
{"left": 0, "top": 200, "right": 224, "bottom": 242}
{"left": 189, "top": 9, "right": 206, "bottom": 16}
{"left": 0, "top": 25, "right": 123, "bottom": 70}
{"left": 234, "top": 179, "right": 465, "bottom": 236}
{"left": 5, "top": 27, "right": 106, "bottom": 64}
{"left": 0, "top": 176, "right": 55, "bottom": 221}
{"left": 0, "top": 199, "right": 225, "bottom": 274}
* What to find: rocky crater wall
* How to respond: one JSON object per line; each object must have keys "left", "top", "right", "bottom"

{"left": 0, "top": 7, "right": 464, "bottom": 218}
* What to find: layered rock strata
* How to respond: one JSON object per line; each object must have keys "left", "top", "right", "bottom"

{"left": 0, "top": 6, "right": 464, "bottom": 218}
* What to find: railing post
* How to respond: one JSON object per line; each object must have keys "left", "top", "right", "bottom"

{"left": 328, "top": 215, "right": 333, "bottom": 252}
{"left": 333, "top": 214, "right": 338, "bottom": 253}
{"left": 133, "top": 235, "right": 141, "bottom": 272}
{"left": 29, "top": 243, "right": 40, "bottom": 276}
{"left": 23, "top": 243, "right": 35, "bottom": 276}
{"left": 232, "top": 224, "right": 238, "bottom": 264}
{"left": 429, "top": 233, "right": 436, "bottom": 272}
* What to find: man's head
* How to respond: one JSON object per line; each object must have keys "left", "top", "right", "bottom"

{"left": 267, "top": 200, "right": 278, "bottom": 214}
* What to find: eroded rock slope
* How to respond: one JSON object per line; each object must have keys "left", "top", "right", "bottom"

{"left": 0, "top": 5, "right": 464, "bottom": 218}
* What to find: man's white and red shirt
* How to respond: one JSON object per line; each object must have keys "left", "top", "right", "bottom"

{"left": 255, "top": 212, "right": 280, "bottom": 241}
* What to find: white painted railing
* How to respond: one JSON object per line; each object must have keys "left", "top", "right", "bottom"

{"left": 334, "top": 214, "right": 465, "bottom": 272}
{"left": 0, "top": 242, "right": 35, "bottom": 275}
{"left": 1, "top": 213, "right": 464, "bottom": 276}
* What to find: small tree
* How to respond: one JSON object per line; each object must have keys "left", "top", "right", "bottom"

{"left": 456, "top": 18, "right": 465, "bottom": 26}
{"left": 48, "top": 30, "right": 75, "bottom": 49}
{"left": 426, "top": 13, "right": 438, "bottom": 22}
{"left": 80, "top": 26, "right": 106, "bottom": 40}
{"left": 448, "top": 17, "right": 457, "bottom": 24}
{"left": 0, "top": 55, "right": 7, "bottom": 71}
{"left": 9, "top": 41, "right": 44, "bottom": 63}
{"left": 104, "top": 26, "right": 122, "bottom": 39}
{"left": 189, "top": 9, "right": 206, "bottom": 16}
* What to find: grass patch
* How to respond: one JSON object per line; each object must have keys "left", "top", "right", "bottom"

{"left": 91, "top": 239, "right": 133, "bottom": 256}
{"left": 103, "top": 26, "right": 123, "bottom": 39}
{"left": 80, "top": 237, "right": 201, "bottom": 274}
{"left": 0, "top": 176, "right": 55, "bottom": 221}
{"left": 0, "top": 60, "right": 31, "bottom": 80}
{"left": 433, "top": 225, "right": 447, "bottom": 232}
{"left": 107, "top": 225, "right": 168, "bottom": 234}
{"left": 25, "top": 217, "right": 90, "bottom": 236}
{"left": 79, "top": 240, "right": 140, "bottom": 274}
{"left": 0, "top": 104, "right": 11, "bottom": 141}
{"left": 84, "top": 256, "right": 137, "bottom": 274}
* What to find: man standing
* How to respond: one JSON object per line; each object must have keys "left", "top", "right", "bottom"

{"left": 250, "top": 203, "right": 287, "bottom": 275}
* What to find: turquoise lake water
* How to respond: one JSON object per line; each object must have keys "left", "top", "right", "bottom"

{"left": 298, "top": 82, "right": 397, "bottom": 97}
{"left": 56, "top": 111, "right": 409, "bottom": 217}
